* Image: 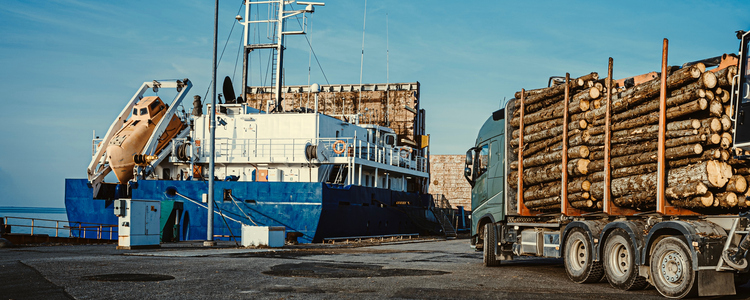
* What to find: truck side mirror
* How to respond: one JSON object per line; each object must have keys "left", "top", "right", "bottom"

{"left": 464, "top": 149, "right": 475, "bottom": 187}
{"left": 464, "top": 167, "right": 472, "bottom": 178}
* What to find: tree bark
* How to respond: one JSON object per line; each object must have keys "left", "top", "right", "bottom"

{"left": 524, "top": 196, "right": 560, "bottom": 208}
{"left": 669, "top": 192, "right": 714, "bottom": 208}
{"left": 522, "top": 145, "right": 589, "bottom": 168}
{"left": 514, "top": 72, "right": 598, "bottom": 100}
{"left": 520, "top": 178, "right": 591, "bottom": 200}
{"left": 588, "top": 163, "right": 658, "bottom": 182}
{"left": 590, "top": 160, "right": 730, "bottom": 199}
{"left": 570, "top": 200, "right": 594, "bottom": 208}
{"left": 587, "top": 144, "right": 702, "bottom": 173}
{"left": 665, "top": 181, "right": 708, "bottom": 199}
{"left": 714, "top": 65, "right": 737, "bottom": 88}
{"left": 509, "top": 159, "right": 590, "bottom": 186}
{"left": 511, "top": 118, "right": 587, "bottom": 139}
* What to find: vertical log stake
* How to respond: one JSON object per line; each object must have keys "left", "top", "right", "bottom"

{"left": 604, "top": 58, "right": 613, "bottom": 213}
{"left": 561, "top": 74, "right": 570, "bottom": 215}
{"left": 657, "top": 39, "right": 668, "bottom": 214}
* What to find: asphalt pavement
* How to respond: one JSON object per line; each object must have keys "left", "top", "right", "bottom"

{"left": 1, "top": 238, "right": 748, "bottom": 300}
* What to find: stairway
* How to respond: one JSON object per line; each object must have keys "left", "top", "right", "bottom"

{"left": 431, "top": 208, "right": 457, "bottom": 239}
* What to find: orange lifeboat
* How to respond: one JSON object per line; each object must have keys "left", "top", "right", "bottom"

{"left": 107, "top": 96, "right": 185, "bottom": 183}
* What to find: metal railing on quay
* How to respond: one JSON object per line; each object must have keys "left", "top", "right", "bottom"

{"left": 2, "top": 216, "right": 117, "bottom": 240}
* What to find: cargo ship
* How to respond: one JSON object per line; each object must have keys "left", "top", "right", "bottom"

{"left": 64, "top": 0, "right": 438, "bottom": 243}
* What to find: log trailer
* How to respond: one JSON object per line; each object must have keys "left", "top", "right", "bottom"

{"left": 466, "top": 32, "right": 750, "bottom": 298}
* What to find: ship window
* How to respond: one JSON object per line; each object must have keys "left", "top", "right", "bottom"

{"left": 133, "top": 108, "right": 138, "bottom": 116}
{"left": 150, "top": 102, "right": 159, "bottom": 110}
{"left": 140, "top": 108, "right": 148, "bottom": 115}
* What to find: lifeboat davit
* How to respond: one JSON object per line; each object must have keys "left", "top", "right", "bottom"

{"left": 107, "top": 96, "right": 185, "bottom": 183}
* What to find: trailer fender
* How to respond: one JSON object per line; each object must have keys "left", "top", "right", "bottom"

{"left": 600, "top": 220, "right": 648, "bottom": 265}
{"left": 562, "top": 220, "right": 608, "bottom": 261}
{"left": 642, "top": 220, "right": 726, "bottom": 270}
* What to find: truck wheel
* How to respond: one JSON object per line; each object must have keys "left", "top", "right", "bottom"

{"left": 564, "top": 229, "right": 603, "bottom": 283}
{"left": 649, "top": 237, "right": 698, "bottom": 298}
{"left": 483, "top": 223, "right": 499, "bottom": 267}
{"left": 603, "top": 229, "right": 649, "bottom": 290}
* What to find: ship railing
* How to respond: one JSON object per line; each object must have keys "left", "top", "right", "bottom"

{"left": 2, "top": 216, "right": 117, "bottom": 240}
{"left": 194, "top": 137, "right": 428, "bottom": 173}
{"left": 91, "top": 138, "right": 104, "bottom": 157}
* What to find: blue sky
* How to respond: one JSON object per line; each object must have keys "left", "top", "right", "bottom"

{"left": 0, "top": 0, "right": 748, "bottom": 208}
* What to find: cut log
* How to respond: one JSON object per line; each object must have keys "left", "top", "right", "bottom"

{"left": 532, "top": 204, "right": 561, "bottom": 211}
{"left": 665, "top": 181, "right": 708, "bottom": 199}
{"left": 511, "top": 121, "right": 586, "bottom": 146}
{"left": 589, "top": 119, "right": 700, "bottom": 137}
{"left": 594, "top": 98, "right": 708, "bottom": 133}
{"left": 524, "top": 196, "right": 560, "bottom": 208}
{"left": 522, "top": 145, "right": 589, "bottom": 168}
{"left": 705, "top": 89, "right": 715, "bottom": 101}
{"left": 570, "top": 200, "right": 594, "bottom": 208}
{"left": 587, "top": 144, "right": 702, "bottom": 173}
{"left": 521, "top": 179, "right": 591, "bottom": 200}
{"left": 714, "top": 192, "right": 738, "bottom": 208}
{"left": 590, "top": 160, "right": 731, "bottom": 199}
{"left": 511, "top": 118, "right": 587, "bottom": 139}
{"left": 510, "top": 96, "right": 591, "bottom": 127}
{"left": 588, "top": 163, "right": 658, "bottom": 182}
{"left": 514, "top": 72, "right": 599, "bottom": 100}
{"left": 700, "top": 118, "right": 722, "bottom": 133}
{"left": 609, "top": 90, "right": 703, "bottom": 124}
{"left": 612, "top": 191, "right": 655, "bottom": 208}
{"left": 568, "top": 192, "right": 590, "bottom": 202}
{"left": 725, "top": 175, "right": 748, "bottom": 194}
{"left": 509, "top": 159, "right": 590, "bottom": 186}
{"left": 669, "top": 192, "right": 714, "bottom": 208}
{"left": 709, "top": 100, "right": 723, "bottom": 117}
{"left": 714, "top": 65, "right": 738, "bottom": 88}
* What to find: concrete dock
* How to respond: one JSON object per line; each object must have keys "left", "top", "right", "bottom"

{"left": 1, "top": 238, "right": 748, "bottom": 299}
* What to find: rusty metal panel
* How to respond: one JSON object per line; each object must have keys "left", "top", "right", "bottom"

{"left": 244, "top": 82, "right": 421, "bottom": 144}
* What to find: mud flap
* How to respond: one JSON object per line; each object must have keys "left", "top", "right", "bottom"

{"left": 698, "top": 270, "right": 735, "bottom": 297}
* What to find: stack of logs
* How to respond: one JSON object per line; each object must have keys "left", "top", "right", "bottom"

{"left": 508, "top": 62, "right": 750, "bottom": 212}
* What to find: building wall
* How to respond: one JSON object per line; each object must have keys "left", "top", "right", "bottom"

{"left": 429, "top": 155, "right": 472, "bottom": 210}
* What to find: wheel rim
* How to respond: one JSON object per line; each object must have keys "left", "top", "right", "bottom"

{"left": 569, "top": 238, "right": 587, "bottom": 272}
{"left": 608, "top": 242, "right": 629, "bottom": 278}
{"left": 659, "top": 250, "right": 684, "bottom": 286}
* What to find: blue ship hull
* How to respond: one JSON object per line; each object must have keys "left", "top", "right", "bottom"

{"left": 64, "top": 179, "right": 436, "bottom": 243}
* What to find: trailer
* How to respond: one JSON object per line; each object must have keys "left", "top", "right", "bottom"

{"left": 466, "top": 32, "right": 750, "bottom": 298}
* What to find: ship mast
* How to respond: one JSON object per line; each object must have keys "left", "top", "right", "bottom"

{"left": 239, "top": 0, "right": 324, "bottom": 113}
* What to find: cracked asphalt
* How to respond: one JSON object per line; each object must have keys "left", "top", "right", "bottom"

{"left": 1, "top": 238, "right": 748, "bottom": 299}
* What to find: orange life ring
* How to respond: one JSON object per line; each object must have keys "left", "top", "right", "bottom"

{"left": 332, "top": 140, "right": 347, "bottom": 154}
{"left": 399, "top": 147, "right": 412, "bottom": 159}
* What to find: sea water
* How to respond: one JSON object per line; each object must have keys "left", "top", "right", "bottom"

{"left": 0, "top": 206, "right": 71, "bottom": 237}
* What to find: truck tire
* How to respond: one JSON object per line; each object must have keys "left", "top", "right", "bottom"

{"left": 649, "top": 237, "right": 698, "bottom": 298}
{"left": 564, "top": 228, "right": 603, "bottom": 283}
{"left": 603, "top": 229, "right": 649, "bottom": 290}
{"left": 483, "top": 223, "right": 499, "bottom": 267}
